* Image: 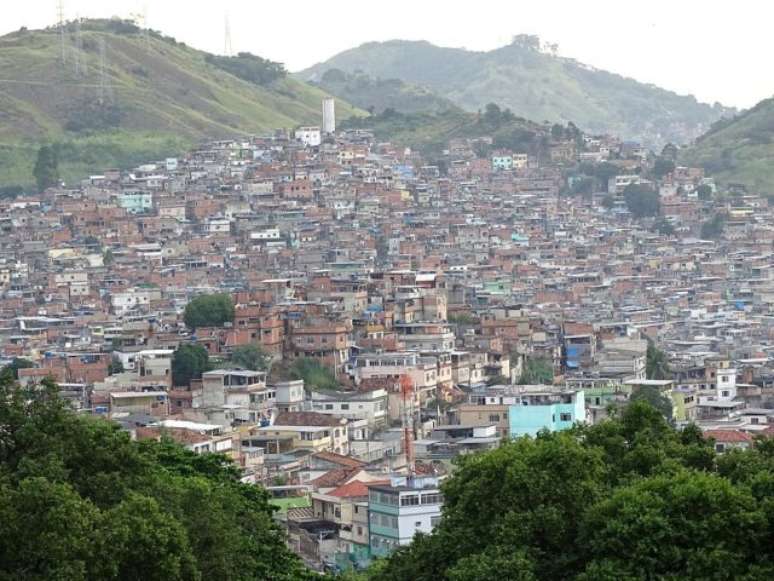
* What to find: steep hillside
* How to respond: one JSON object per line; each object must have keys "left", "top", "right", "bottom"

{"left": 681, "top": 97, "right": 774, "bottom": 193}
{"left": 0, "top": 19, "right": 362, "bottom": 186}
{"left": 301, "top": 37, "right": 733, "bottom": 148}
{"left": 307, "top": 68, "right": 457, "bottom": 115}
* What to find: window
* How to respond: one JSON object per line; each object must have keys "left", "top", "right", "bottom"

{"left": 431, "top": 516, "right": 442, "bottom": 527}
{"left": 421, "top": 493, "right": 442, "bottom": 505}
{"left": 560, "top": 413, "right": 572, "bottom": 422}
{"left": 400, "top": 495, "right": 419, "bottom": 506}
{"left": 722, "top": 391, "right": 730, "bottom": 397}
{"left": 415, "top": 521, "right": 422, "bottom": 528}
{"left": 357, "top": 526, "right": 363, "bottom": 535}
{"left": 341, "top": 404, "right": 349, "bottom": 410}
{"left": 489, "top": 414, "right": 500, "bottom": 422}
{"left": 325, "top": 404, "right": 333, "bottom": 410}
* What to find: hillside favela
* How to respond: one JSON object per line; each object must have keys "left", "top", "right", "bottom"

{"left": 2, "top": 3, "right": 774, "bottom": 580}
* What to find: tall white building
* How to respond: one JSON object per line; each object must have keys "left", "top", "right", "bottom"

{"left": 323, "top": 97, "right": 336, "bottom": 134}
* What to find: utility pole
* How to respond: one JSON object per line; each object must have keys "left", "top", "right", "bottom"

{"left": 57, "top": 0, "right": 66, "bottom": 64}
{"left": 98, "top": 37, "right": 109, "bottom": 105}
{"left": 73, "top": 16, "right": 83, "bottom": 76}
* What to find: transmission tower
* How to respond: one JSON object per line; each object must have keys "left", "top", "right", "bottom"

{"left": 224, "top": 14, "right": 233, "bottom": 56}
{"left": 98, "top": 37, "right": 111, "bottom": 105}
{"left": 57, "top": 0, "right": 66, "bottom": 64}
{"left": 73, "top": 16, "right": 83, "bottom": 76}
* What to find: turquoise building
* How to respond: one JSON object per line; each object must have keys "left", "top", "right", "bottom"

{"left": 508, "top": 389, "right": 585, "bottom": 437}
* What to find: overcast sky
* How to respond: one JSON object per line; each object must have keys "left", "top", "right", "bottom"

{"left": 4, "top": 0, "right": 773, "bottom": 109}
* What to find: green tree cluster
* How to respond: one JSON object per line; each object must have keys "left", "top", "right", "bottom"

{"left": 369, "top": 402, "right": 774, "bottom": 581}
{"left": 289, "top": 357, "right": 338, "bottom": 391}
{"left": 646, "top": 343, "right": 670, "bottom": 379}
{"left": 0, "top": 376, "right": 316, "bottom": 580}
{"left": 183, "top": 293, "right": 235, "bottom": 329}
{"left": 1, "top": 357, "right": 34, "bottom": 380}
{"left": 701, "top": 213, "right": 726, "bottom": 240}
{"left": 623, "top": 183, "right": 660, "bottom": 217}
{"left": 33, "top": 145, "right": 60, "bottom": 192}
{"left": 172, "top": 343, "right": 211, "bottom": 387}
{"left": 205, "top": 52, "right": 286, "bottom": 86}
{"left": 518, "top": 357, "right": 554, "bottom": 385}
{"left": 231, "top": 344, "right": 271, "bottom": 371}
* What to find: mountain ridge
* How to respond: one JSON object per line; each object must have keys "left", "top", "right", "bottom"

{"left": 300, "top": 37, "right": 734, "bottom": 148}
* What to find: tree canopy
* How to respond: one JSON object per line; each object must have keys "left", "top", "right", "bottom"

{"left": 171, "top": 343, "right": 211, "bottom": 387}
{"left": 231, "top": 344, "right": 271, "bottom": 371}
{"left": 623, "top": 183, "right": 660, "bottom": 217}
{"left": 0, "top": 375, "right": 317, "bottom": 580}
{"left": 33, "top": 145, "right": 60, "bottom": 192}
{"left": 183, "top": 293, "right": 235, "bottom": 330}
{"left": 367, "top": 401, "right": 773, "bottom": 581}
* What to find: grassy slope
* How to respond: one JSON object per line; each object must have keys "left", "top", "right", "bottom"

{"left": 0, "top": 24, "right": 363, "bottom": 186}
{"left": 300, "top": 40, "right": 732, "bottom": 147}
{"left": 681, "top": 98, "right": 774, "bottom": 193}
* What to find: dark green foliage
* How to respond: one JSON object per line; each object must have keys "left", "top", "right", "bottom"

{"left": 654, "top": 218, "right": 675, "bottom": 235}
{"left": 623, "top": 183, "right": 660, "bottom": 217}
{"left": 696, "top": 183, "right": 713, "bottom": 200}
{"left": 2, "top": 357, "right": 34, "bottom": 380}
{"left": 518, "top": 357, "right": 554, "bottom": 385}
{"left": 107, "top": 355, "right": 124, "bottom": 376}
{"left": 65, "top": 99, "right": 127, "bottom": 133}
{"left": 171, "top": 344, "right": 211, "bottom": 387}
{"left": 600, "top": 194, "right": 615, "bottom": 209}
{"left": 183, "top": 293, "right": 235, "bottom": 329}
{"left": 652, "top": 156, "right": 676, "bottom": 179}
{"left": 369, "top": 401, "right": 770, "bottom": 581}
{"left": 289, "top": 357, "right": 338, "bottom": 391}
{"left": 0, "top": 184, "right": 24, "bottom": 199}
{"left": 701, "top": 213, "right": 725, "bottom": 239}
{"left": 231, "top": 344, "right": 271, "bottom": 371}
{"left": 0, "top": 376, "right": 314, "bottom": 580}
{"left": 33, "top": 145, "right": 59, "bottom": 192}
{"left": 629, "top": 385, "right": 673, "bottom": 420}
{"left": 646, "top": 343, "right": 670, "bottom": 380}
{"left": 205, "top": 52, "right": 286, "bottom": 86}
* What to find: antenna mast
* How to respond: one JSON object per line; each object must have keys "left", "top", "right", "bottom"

{"left": 224, "top": 14, "right": 233, "bottom": 56}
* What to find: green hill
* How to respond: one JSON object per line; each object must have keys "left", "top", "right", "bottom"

{"left": 300, "top": 37, "right": 733, "bottom": 148}
{"left": 0, "top": 19, "right": 363, "bottom": 187}
{"left": 681, "top": 97, "right": 774, "bottom": 193}
{"left": 307, "top": 68, "right": 458, "bottom": 115}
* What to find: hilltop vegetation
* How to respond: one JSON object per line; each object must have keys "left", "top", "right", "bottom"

{"left": 301, "top": 37, "right": 733, "bottom": 148}
{"left": 682, "top": 97, "right": 774, "bottom": 193}
{"left": 309, "top": 68, "right": 458, "bottom": 115}
{"left": 0, "top": 19, "right": 362, "bottom": 187}
{"left": 341, "top": 102, "right": 555, "bottom": 156}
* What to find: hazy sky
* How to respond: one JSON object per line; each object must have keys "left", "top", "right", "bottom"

{"left": 3, "top": 0, "right": 773, "bottom": 109}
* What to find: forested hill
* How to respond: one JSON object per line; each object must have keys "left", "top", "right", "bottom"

{"left": 0, "top": 19, "right": 362, "bottom": 186}
{"left": 300, "top": 37, "right": 734, "bottom": 148}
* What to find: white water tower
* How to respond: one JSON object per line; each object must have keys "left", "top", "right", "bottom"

{"left": 322, "top": 97, "right": 336, "bottom": 134}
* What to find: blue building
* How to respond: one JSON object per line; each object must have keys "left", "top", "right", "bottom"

{"left": 508, "top": 389, "right": 585, "bottom": 438}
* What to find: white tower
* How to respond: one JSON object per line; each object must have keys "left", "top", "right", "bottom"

{"left": 322, "top": 97, "right": 336, "bottom": 134}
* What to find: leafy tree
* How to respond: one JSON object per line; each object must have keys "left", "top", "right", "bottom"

{"left": 2, "top": 357, "right": 34, "bottom": 380}
{"left": 107, "top": 355, "right": 124, "bottom": 376}
{"left": 0, "top": 185, "right": 24, "bottom": 199}
{"left": 231, "top": 344, "right": 271, "bottom": 371}
{"left": 33, "top": 145, "right": 60, "bottom": 192}
{"left": 183, "top": 293, "right": 234, "bottom": 329}
{"left": 701, "top": 213, "right": 725, "bottom": 240}
{"left": 0, "top": 375, "right": 314, "bottom": 580}
{"left": 652, "top": 156, "right": 675, "bottom": 179}
{"left": 600, "top": 194, "right": 615, "bottom": 209}
{"left": 696, "top": 183, "right": 713, "bottom": 200}
{"left": 289, "top": 357, "right": 337, "bottom": 391}
{"left": 518, "top": 356, "right": 553, "bottom": 385}
{"left": 171, "top": 344, "right": 211, "bottom": 387}
{"left": 654, "top": 218, "right": 675, "bottom": 235}
{"left": 103, "top": 248, "right": 115, "bottom": 265}
{"left": 629, "top": 385, "right": 673, "bottom": 420}
{"left": 205, "top": 52, "right": 286, "bottom": 86}
{"left": 623, "top": 183, "right": 660, "bottom": 217}
{"left": 646, "top": 343, "right": 670, "bottom": 379}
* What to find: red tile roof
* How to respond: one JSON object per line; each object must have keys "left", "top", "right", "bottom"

{"left": 312, "top": 450, "right": 366, "bottom": 469}
{"left": 704, "top": 429, "right": 753, "bottom": 443}
{"left": 329, "top": 479, "right": 390, "bottom": 498}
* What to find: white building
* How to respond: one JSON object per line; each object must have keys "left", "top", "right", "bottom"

{"left": 323, "top": 97, "right": 336, "bottom": 134}
{"left": 295, "top": 126, "right": 322, "bottom": 147}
